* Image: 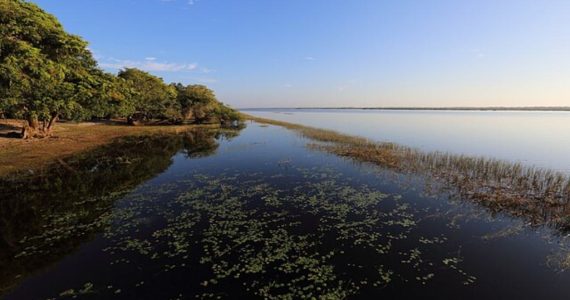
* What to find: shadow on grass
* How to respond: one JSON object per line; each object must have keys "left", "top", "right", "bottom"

{"left": 0, "top": 122, "right": 21, "bottom": 139}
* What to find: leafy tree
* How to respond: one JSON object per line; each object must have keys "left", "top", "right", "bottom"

{"left": 84, "top": 71, "right": 134, "bottom": 120}
{"left": 214, "top": 103, "right": 243, "bottom": 123}
{"left": 0, "top": 0, "right": 241, "bottom": 134}
{"left": 175, "top": 84, "right": 223, "bottom": 123}
{"left": 0, "top": 0, "right": 100, "bottom": 137}
{"left": 117, "top": 68, "right": 178, "bottom": 124}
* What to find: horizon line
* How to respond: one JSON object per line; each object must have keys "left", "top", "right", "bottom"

{"left": 238, "top": 106, "right": 570, "bottom": 112}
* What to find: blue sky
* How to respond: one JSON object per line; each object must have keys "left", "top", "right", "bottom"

{"left": 33, "top": 0, "right": 570, "bottom": 108}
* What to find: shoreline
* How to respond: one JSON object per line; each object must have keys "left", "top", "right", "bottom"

{"left": 243, "top": 113, "right": 570, "bottom": 232}
{"left": 0, "top": 120, "right": 221, "bottom": 177}
{"left": 3, "top": 114, "right": 570, "bottom": 231}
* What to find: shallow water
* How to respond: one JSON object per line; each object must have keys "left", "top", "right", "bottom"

{"left": 244, "top": 109, "right": 570, "bottom": 174}
{"left": 1, "top": 123, "right": 570, "bottom": 299}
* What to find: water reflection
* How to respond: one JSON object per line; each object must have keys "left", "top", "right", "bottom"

{"left": 244, "top": 109, "right": 570, "bottom": 173}
{"left": 0, "top": 127, "right": 243, "bottom": 295}
{"left": 1, "top": 123, "right": 570, "bottom": 299}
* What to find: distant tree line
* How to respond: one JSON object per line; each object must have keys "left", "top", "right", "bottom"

{"left": 0, "top": 0, "right": 241, "bottom": 138}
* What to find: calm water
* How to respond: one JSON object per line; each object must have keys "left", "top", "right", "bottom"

{"left": 1, "top": 123, "right": 570, "bottom": 299}
{"left": 244, "top": 109, "right": 570, "bottom": 174}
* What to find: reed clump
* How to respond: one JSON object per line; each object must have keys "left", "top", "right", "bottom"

{"left": 245, "top": 114, "right": 570, "bottom": 231}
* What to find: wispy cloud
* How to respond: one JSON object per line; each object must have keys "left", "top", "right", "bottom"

{"left": 160, "top": 0, "right": 198, "bottom": 5}
{"left": 87, "top": 47, "right": 103, "bottom": 60}
{"left": 304, "top": 56, "right": 315, "bottom": 61}
{"left": 100, "top": 57, "right": 198, "bottom": 72}
{"left": 201, "top": 67, "right": 216, "bottom": 73}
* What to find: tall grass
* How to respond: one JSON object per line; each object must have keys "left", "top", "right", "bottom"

{"left": 245, "top": 114, "right": 570, "bottom": 231}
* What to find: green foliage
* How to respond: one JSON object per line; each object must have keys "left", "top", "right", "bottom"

{"left": 174, "top": 83, "right": 241, "bottom": 123}
{"left": 80, "top": 70, "right": 134, "bottom": 119}
{"left": 0, "top": 0, "right": 99, "bottom": 124}
{"left": 214, "top": 103, "right": 243, "bottom": 122}
{"left": 0, "top": 0, "right": 240, "bottom": 131}
{"left": 174, "top": 84, "right": 217, "bottom": 123}
{"left": 118, "top": 68, "right": 178, "bottom": 122}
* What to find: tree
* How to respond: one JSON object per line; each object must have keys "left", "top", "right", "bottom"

{"left": 175, "top": 84, "right": 221, "bottom": 123}
{"left": 117, "top": 68, "right": 178, "bottom": 124}
{"left": 0, "top": 1, "right": 242, "bottom": 133}
{"left": 174, "top": 83, "right": 242, "bottom": 124}
{"left": 213, "top": 103, "right": 243, "bottom": 124}
{"left": 0, "top": 0, "right": 100, "bottom": 138}
{"left": 83, "top": 71, "right": 134, "bottom": 120}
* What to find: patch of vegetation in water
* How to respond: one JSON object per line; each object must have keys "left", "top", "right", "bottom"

{"left": 40, "top": 164, "right": 478, "bottom": 299}
{"left": 4, "top": 122, "right": 570, "bottom": 299}
{"left": 0, "top": 127, "right": 243, "bottom": 296}
{"left": 246, "top": 116, "right": 570, "bottom": 235}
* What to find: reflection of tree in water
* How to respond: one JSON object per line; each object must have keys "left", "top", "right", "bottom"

{"left": 0, "top": 127, "right": 242, "bottom": 295}
{"left": 183, "top": 126, "right": 245, "bottom": 158}
{"left": 182, "top": 130, "right": 220, "bottom": 158}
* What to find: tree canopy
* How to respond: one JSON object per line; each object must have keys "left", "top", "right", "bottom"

{"left": 118, "top": 68, "right": 178, "bottom": 124}
{"left": 0, "top": 0, "right": 101, "bottom": 137}
{"left": 0, "top": 0, "right": 240, "bottom": 138}
{"left": 175, "top": 84, "right": 221, "bottom": 123}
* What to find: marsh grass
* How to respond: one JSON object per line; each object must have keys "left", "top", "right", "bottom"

{"left": 245, "top": 114, "right": 570, "bottom": 231}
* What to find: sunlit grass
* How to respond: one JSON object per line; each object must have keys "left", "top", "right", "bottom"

{"left": 0, "top": 119, "right": 221, "bottom": 177}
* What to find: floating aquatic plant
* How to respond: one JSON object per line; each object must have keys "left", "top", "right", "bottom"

{"left": 91, "top": 167, "right": 476, "bottom": 299}
{"left": 0, "top": 127, "right": 243, "bottom": 296}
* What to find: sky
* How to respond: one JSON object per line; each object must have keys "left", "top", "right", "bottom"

{"left": 33, "top": 0, "right": 570, "bottom": 108}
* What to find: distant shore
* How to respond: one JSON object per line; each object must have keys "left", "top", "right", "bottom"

{"left": 241, "top": 106, "right": 570, "bottom": 112}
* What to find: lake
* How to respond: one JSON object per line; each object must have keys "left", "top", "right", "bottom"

{"left": 243, "top": 109, "right": 570, "bottom": 174}
{"left": 1, "top": 122, "right": 570, "bottom": 299}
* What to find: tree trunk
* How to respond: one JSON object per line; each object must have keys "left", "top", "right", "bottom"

{"left": 21, "top": 115, "right": 40, "bottom": 139}
{"left": 21, "top": 113, "right": 58, "bottom": 139}
{"left": 45, "top": 113, "right": 59, "bottom": 135}
{"left": 128, "top": 113, "right": 145, "bottom": 126}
